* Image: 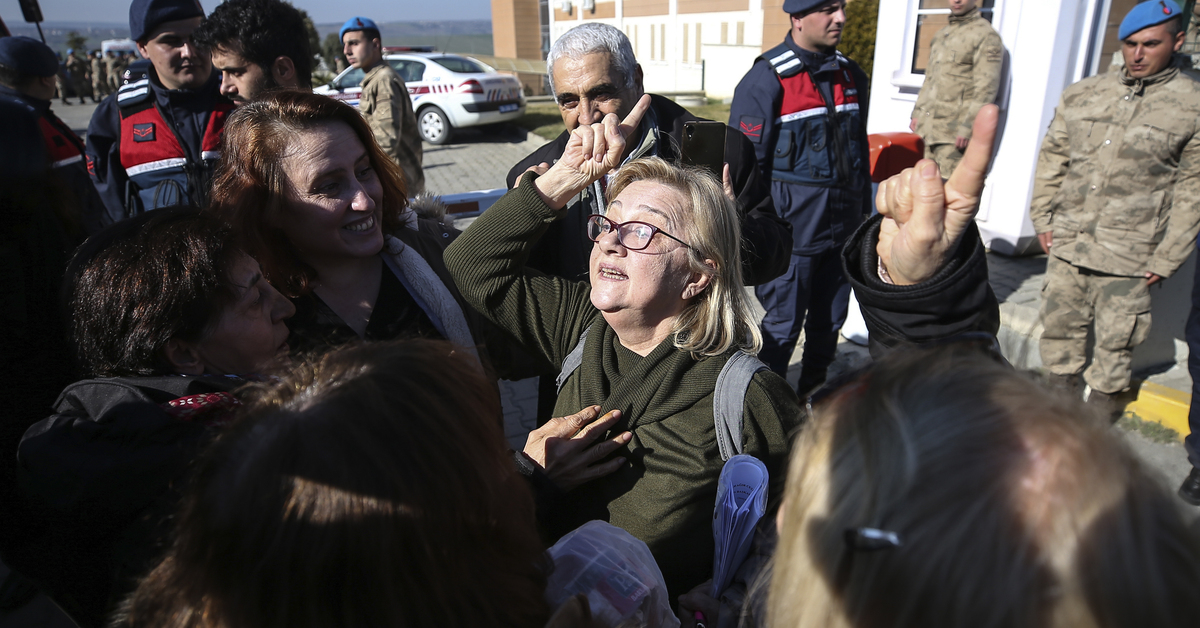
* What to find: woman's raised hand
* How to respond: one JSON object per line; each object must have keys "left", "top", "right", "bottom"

{"left": 533, "top": 94, "right": 653, "bottom": 209}
{"left": 875, "top": 104, "right": 998, "bottom": 285}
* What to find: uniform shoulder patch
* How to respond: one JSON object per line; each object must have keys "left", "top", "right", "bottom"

{"left": 738, "top": 115, "right": 764, "bottom": 143}
{"left": 986, "top": 46, "right": 1003, "bottom": 63}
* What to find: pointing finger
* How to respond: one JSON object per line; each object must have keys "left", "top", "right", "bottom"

{"left": 944, "top": 104, "right": 999, "bottom": 214}
{"left": 618, "top": 94, "right": 652, "bottom": 140}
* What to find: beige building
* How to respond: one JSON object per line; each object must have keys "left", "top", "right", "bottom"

{"left": 492, "top": 0, "right": 806, "bottom": 97}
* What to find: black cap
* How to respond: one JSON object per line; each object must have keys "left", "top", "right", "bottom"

{"left": 782, "top": 0, "right": 834, "bottom": 15}
{"left": 129, "top": 0, "right": 205, "bottom": 42}
{"left": 0, "top": 36, "right": 60, "bottom": 78}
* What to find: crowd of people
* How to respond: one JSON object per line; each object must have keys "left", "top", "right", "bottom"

{"left": 1, "top": 0, "right": 1199, "bottom": 626}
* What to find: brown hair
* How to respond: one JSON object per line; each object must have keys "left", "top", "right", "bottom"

{"left": 768, "top": 346, "right": 1200, "bottom": 628}
{"left": 68, "top": 207, "right": 241, "bottom": 377}
{"left": 118, "top": 339, "right": 551, "bottom": 628}
{"left": 208, "top": 91, "right": 408, "bottom": 297}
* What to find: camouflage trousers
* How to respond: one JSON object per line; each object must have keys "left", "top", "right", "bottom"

{"left": 1038, "top": 254, "right": 1152, "bottom": 393}
{"left": 924, "top": 142, "right": 964, "bottom": 177}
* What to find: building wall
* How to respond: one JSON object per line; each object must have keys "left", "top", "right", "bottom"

{"left": 492, "top": 0, "right": 549, "bottom": 94}
{"left": 540, "top": 0, "right": 768, "bottom": 98}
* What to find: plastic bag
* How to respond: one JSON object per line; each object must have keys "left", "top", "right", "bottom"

{"left": 545, "top": 520, "right": 681, "bottom": 628}
{"left": 711, "top": 454, "right": 769, "bottom": 597}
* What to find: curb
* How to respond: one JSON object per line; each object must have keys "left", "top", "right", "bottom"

{"left": 1124, "top": 381, "right": 1191, "bottom": 442}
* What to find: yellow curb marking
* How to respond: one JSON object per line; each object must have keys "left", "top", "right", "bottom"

{"left": 1124, "top": 381, "right": 1190, "bottom": 442}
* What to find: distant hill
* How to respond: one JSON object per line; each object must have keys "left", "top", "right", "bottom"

{"left": 7, "top": 20, "right": 492, "bottom": 54}
{"left": 317, "top": 20, "right": 493, "bottom": 55}
{"left": 314, "top": 20, "right": 492, "bottom": 37}
{"left": 8, "top": 22, "right": 130, "bottom": 53}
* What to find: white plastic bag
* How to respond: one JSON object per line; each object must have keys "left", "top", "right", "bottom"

{"left": 545, "top": 520, "right": 681, "bottom": 628}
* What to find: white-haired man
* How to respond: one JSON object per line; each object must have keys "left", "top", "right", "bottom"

{"left": 507, "top": 22, "right": 791, "bottom": 286}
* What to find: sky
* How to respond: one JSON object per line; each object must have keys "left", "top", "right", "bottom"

{"left": 0, "top": 0, "right": 493, "bottom": 26}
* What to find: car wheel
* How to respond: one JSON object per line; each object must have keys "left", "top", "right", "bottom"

{"left": 419, "top": 106, "right": 452, "bottom": 145}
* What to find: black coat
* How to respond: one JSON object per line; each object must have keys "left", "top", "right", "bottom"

{"left": 506, "top": 93, "right": 792, "bottom": 286}
{"left": 9, "top": 375, "right": 238, "bottom": 628}
{"left": 843, "top": 214, "right": 1001, "bottom": 356}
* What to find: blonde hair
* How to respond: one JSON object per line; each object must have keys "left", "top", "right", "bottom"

{"left": 768, "top": 346, "right": 1200, "bottom": 628}
{"left": 606, "top": 157, "right": 762, "bottom": 357}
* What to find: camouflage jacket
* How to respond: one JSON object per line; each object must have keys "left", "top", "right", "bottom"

{"left": 1030, "top": 59, "right": 1200, "bottom": 278}
{"left": 360, "top": 63, "right": 425, "bottom": 195}
{"left": 90, "top": 57, "right": 105, "bottom": 81}
{"left": 911, "top": 8, "right": 1003, "bottom": 143}
{"left": 65, "top": 54, "right": 88, "bottom": 79}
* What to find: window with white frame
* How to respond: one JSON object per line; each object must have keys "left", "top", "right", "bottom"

{"left": 910, "top": 0, "right": 996, "bottom": 74}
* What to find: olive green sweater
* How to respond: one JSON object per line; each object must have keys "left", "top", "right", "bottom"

{"left": 445, "top": 176, "right": 801, "bottom": 597}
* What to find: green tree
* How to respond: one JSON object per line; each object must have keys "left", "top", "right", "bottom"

{"left": 295, "top": 7, "right": 321, "bottom": 63}
{"left": 841, "top": 0, "right": 878, "bottom": 81}
{"left": 321, "top": 32, "right": 342, "bottom": 69}
{"left": 65, "top": 30, "right": 89, "bottom": 54}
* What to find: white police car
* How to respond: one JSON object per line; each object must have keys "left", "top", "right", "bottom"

{"left": 314, "top": 49, "right": 526, "bottom": 145}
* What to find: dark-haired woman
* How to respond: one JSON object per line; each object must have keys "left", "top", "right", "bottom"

{"left": 11, "top": 208, "right": 294, "bottom": 628}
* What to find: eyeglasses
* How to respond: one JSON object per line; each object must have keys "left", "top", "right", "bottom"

{"left": 586, "top": 214, "right": 693, "bottom": 251}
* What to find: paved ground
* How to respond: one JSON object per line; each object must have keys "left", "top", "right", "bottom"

{"left": 6, "top": 104, "right": 1195, "bottom": 627}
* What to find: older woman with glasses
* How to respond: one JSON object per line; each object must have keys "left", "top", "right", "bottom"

{"left": 447, "top": 95, "right": 799, "bottom": 599}
{"left": 448, "top": 97, "right": 1005, "bottom": 603}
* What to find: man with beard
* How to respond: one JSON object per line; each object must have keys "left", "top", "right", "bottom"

{"left": 84, "top": 0, "right": 234, "bottom": 226}
{"left": 192, "top": 0, "right": 312, "bottom": 104}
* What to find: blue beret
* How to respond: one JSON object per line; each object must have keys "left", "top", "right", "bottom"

{"left": 782, "top": 0, "right": 835, "bottom": 15}
{"left": 1119, "top": 0, "right": 1183, "bottom": 40}
{"left": 340, "top": 16, "right": 379, "bottom": 41}
{"left": 0, "top": 37, "right": 59, "bottom": 77}
{"left": 129, "top": 0, "right": 205, "bottom": 42}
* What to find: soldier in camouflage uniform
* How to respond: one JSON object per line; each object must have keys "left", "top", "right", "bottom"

{"left": 65, "top": 49, "right": 91, "bottom": 104}
{"left": 340, "top": 16, "right": 425, "bottom": 195}
{"left": 90, "top": 50, "right": 108, "bottom": 98}
{"left": 910, "top": 0, "right": 1002, "bottom": 175}
{"left": 1030, "top": 0, "right": 1200, "bottom": 417}
{"left": 105, "top": 50, "right": 121, "bottom": 92}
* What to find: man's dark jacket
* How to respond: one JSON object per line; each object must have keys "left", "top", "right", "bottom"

{"left": 506, "top": 93, "right": 791, "bottom": 285}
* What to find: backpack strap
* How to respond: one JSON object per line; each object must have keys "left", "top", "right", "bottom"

{"left": 713, "top": 351, "right": 768, "bottom": 462}
{"left": 556, "top": 324, "right": 592, "bottom": 393}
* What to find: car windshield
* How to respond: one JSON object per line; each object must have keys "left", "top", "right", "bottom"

{"left": 431, "top": 56, "right": 487, "bottom": 74}
{"left": 334, "top": 67, "right": 365, "bottom": 89}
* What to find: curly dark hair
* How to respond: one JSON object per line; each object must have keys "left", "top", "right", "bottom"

{"left": 192, "top": 0, "right": 313, "bottom": 89}
{"left": 68, "top": 207, "right": 241, "bottom": 377}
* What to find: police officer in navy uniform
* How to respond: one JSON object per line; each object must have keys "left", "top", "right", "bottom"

{"left": 0, "top": 36, "right": 107, "bottom": 234}
{"left": 728, "top": 0, "right": 871, "bottom": 394}
{"left": 85, "top": 0, "right": 234, "bottom": 227}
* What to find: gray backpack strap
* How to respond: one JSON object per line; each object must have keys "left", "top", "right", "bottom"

{"left": 713, "top": 351, "right": 769, "bottom": 462}
{"left": 556, "top": 324, "right": 592, "bottom": 393}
